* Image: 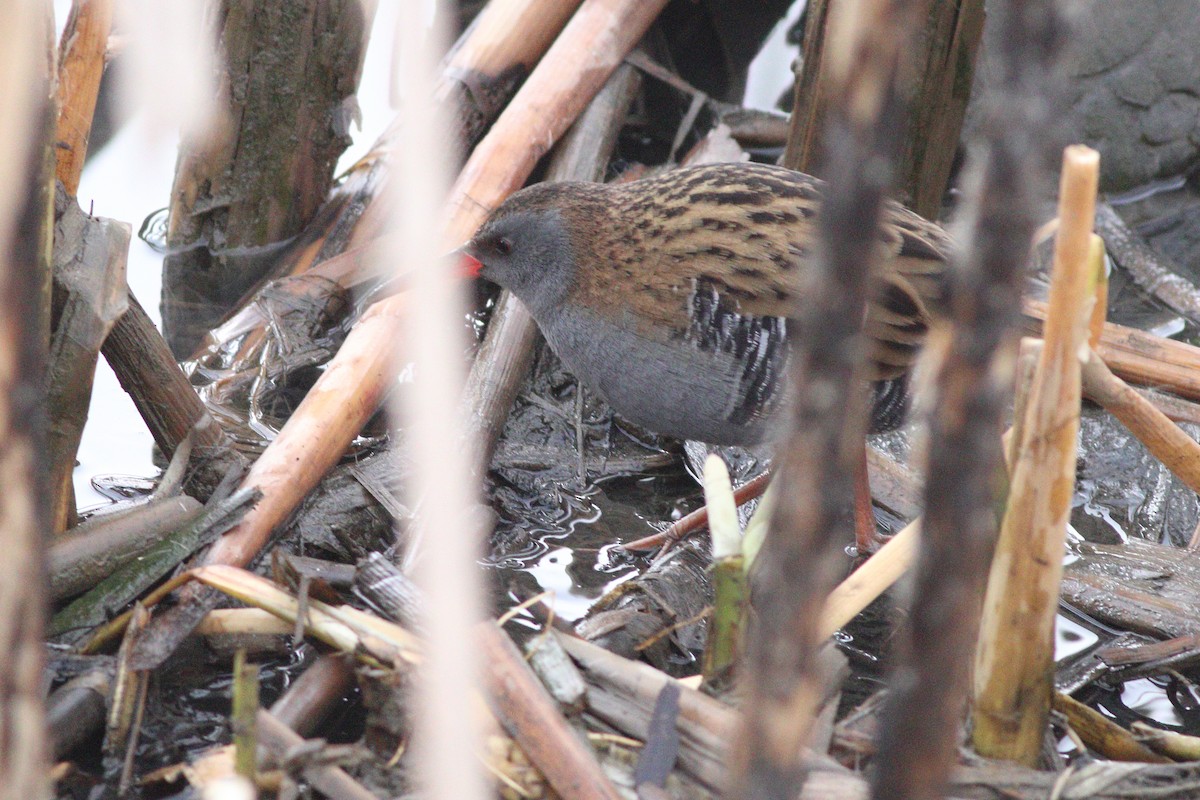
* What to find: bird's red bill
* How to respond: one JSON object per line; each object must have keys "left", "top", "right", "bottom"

{"left": 458, "top": 251, "right": 483, "bottom": 279}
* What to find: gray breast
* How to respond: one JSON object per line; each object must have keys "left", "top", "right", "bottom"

{"left": 537, "top": 302, "right": 789, "bottom": 446}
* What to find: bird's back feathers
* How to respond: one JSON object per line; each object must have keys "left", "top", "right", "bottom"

{"left": 558, "top": 162, "right": 952, "bottom": 382}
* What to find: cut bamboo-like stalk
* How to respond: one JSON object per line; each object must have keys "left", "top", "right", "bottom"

{"left": 54, "top": 0, "right": 115, "bottom": 194}
{"left": 195, "top": 608, "right": 292, "bottom": 637}
{"left": 442, "top": 0, "right": 581, "bottom": 85}
{"left": 1131, "top": 721, "right": 1200, "bottom": 761}
{"left": 972, "top": 145, "right": 1100, "bottom": 766}
{"left": 441, "top": 0, "right": 671, "bottom": 247}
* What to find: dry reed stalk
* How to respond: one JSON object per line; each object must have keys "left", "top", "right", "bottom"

{"left": 1051, "top": 692, "right": 1170, "bottom": 764}
{"left": 1081, "top": 348, "right": 1200, "bottom": 501}
{"left": 1025, "top": 298, "right": 1200, "bottom": 402}
{"left": 255, "top": 714, "right": 376, "bottom": 800}
{"left": 621, "top": 471, "right": 771, "bottom": 553}
{"left": 440, "top": 0, "right": 669, "bottom": 246}
{"left": 101, "top": 292, "right": 248, "bottom": 500}
{"left": 1132, "top": 387, "right": 1200, "bottom": 427}
{"left": 351, "top": 0, "right": 596, "bottom": 253}
{"left": 193, "top": 608, "right": 292, "bottom": 637}
{"left": 194, "top": 564, "right": 620, "bottom": 800}
{"left": 385, "top": 6, "right": 490, "bottom": 800}
{"left": 54, "top": 0, "right": 114, "bottom": 194}
{"left": 479, "top": 626, "right": 624, "bottom": 800}
{"left": 267, "top": 653, "right": 356, "bottom": 737}
{"left": 972, "top": 145, "right": 1100, "bottom": 766}
{"left": 199, "top": 0, "right": 668, "bottom": 574}
{"left": 816, "top": 519, "right": 920, "bottom": 639}
{"left": 781, "top": 0, "right": 831, "bottom": 173}
{"left": 333, "top": 0, "right": 585, "bottom": 256}
{"left": 1131, "top": 722, "right": 1200, "bottom": 761}
{"left": 0, "top": 2, "right": 51, "bottom": 797}
{"left": 1088, "top": 239, "right": 1108, "bottom": 349}
{"left": 255, "top": 710, "right": 378, "bottom": 800}
{"left": 735, "top": 0, "right": 935, "bottom": 793}
{"left": 443, "top": 0, "right": 580, "bottom": 81}
{"left": 894, "top": 0, "right": 985, "bottom": 218}
{"left": 46, "top": 205, "right": 129, "bottom": 532}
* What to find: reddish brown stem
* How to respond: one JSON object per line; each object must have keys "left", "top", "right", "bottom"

{"left": 621, "top": 471, "right": 771, "bottom": 553}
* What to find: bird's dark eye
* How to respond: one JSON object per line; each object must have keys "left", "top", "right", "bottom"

{"left": 495, "top": 237, "right": 513, "bottom": 256}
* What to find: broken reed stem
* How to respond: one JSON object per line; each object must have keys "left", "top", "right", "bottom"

{"left": 479, "top": 625, "right": 624, "bottom": 800}
{"left": 47, "top": 200, "right": 129, "bottom": 533}
{"left": 895, "top": 0, "right": 986, "bottom": 219}
{"left": 781, "top": 0, "right": 832, "bottom": 172}
{"left": 256, "top": 710, "right": 377, "bottom": 800}
{"left": 1051, "top": 692, "right": 1171, "bottom": 764}
{"left": 54, "top": 0, "right": 115, "bottom": 195}
{"left": 1081, "top": 347, "right": 1200, "bottom": 502}
{"left": 972, "top": 144, "right": 1100, "bottom": 767}
{"left": 621, "top": 471, "right": 770, "bottom": 553}
{"left": 441, "top": 0, "right": 670, "bottom": 247}
{"left": 785, "top": 0, "right": 984, "bottom": 219}
{"left": 733, "top": 0, "right": 934, "bottom": 796}
{"left": 440, "top": 0, "right": 581, "bottom": 90}
{"left": 232, "top": 649, "right": 259, "bottom": 779}
{"left": 101, "top": 291, "right": 248, "bottom": 500}
{"left": 1025, "top": 298, "right": 1200, "bottom": 402}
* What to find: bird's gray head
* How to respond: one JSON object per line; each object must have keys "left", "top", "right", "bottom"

{"left": 462, "top": 182, "right": 603, "bottom": 317}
